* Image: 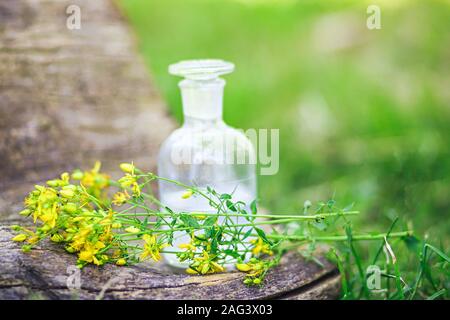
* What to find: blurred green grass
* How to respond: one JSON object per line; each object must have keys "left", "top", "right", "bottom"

{"left": 118, "top": 0, "right": 450, "bottom": 244}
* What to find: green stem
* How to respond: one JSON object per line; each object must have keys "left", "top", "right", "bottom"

{"left": 115, "top": 211, "right": 359, "bottom": 220}
{"left": 266, "top": 231, "right": 412, "bottom": 242}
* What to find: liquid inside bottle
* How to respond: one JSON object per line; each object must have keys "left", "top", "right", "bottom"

{"left": 157, "top": 59, "right": 257, "bottom": 269}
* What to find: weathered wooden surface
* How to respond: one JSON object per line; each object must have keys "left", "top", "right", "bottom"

{"left": 0, "top": 224, "right": 340, "bottom": 300}
{"left": 0, "top": 0, "right": 340, "bottom": 300}
{"left": 0, "top": 0, "right": 175, "bottom": 221}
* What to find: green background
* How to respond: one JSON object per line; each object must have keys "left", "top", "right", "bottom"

{"left": 118, "top": 0, "right": 449, "bottom": 248}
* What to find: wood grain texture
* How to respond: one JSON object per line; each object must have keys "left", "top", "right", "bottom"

{"left": 0, "top": 0, "right": 175, "bottom": 221}
{"left": 0, "top": 224, "right": 339, "bottom": 300}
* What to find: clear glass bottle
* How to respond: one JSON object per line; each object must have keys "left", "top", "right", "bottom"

{"left": 157, "top": 59, "right": 257, "bottom": 268}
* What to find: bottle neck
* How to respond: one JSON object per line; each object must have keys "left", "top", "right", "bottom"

{"left": 180, "top": 78, "right": 225, "bottom": 125}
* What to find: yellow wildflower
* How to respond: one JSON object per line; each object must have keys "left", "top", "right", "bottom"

{"left": 70, "top": 225, "right": 93, "bottom": 250}
{"left": 112, "top": 190, "right": 130, "bottom": 206}
{"left": 78, "top": 241, "right": 106, "bottom": 265}
{"left": 140, "top": 234, "right": 167, "bottom": 262}
{"left": 188, "top": 250, "right": 224, "bottom": 275}
{"left": 79, "top": 161, "right": 109, "bottom": 199}
{"left": 39, "top": 202, "right": 58, "bottom": 228}
{"left": 118, "top": 173, "right": 141, "bottom": 197}
{"left": 132, "top": 182, "right": 141, "bottom": 197}
{"left": 235, "top": 258, "right": 268, "bottom": 284}
{"left": 250, "top": 237, "right": 273, "bottom": 256}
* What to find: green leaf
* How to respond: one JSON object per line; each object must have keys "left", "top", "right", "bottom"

{"left": 179, "top": 214, "right": 200, "bottom": 228}
{"left": 255, "top": 227, "right": 272, "bottom": 245}
{"left": 210, "top": 238, "right": 218, "bottom": 253}
{"left": 226, "top": 200, "right": 237, "bottom": 212}
{"left": 220, "top": 193, "right": 232, "bottom": 200}
{"left": 242, "top": 228, "right": 253, "bottom": 240}
{"left": 203, "top": 216, "right": 217, "bottom": 227}
{"left": 223, "top": 249, "right": 240, "bottom": 259}
{"left": 250, "top": 200, "right": 257, "bottom": 215}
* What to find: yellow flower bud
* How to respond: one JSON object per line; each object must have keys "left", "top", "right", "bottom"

{"left": 181, "top": 190, "right": 194, "bottom": 199}
{"left": 211, "top": 262, "right": 225, "bottom": 272}
{"left": 186, "top": 267, "right": 198, "bottom": 275}
{"left": 116, "top": 258, "right": 127, "bottom": 266}
{"left": 111, "top": 222, "right": 122, "bottom": 229}
{"left": 12, "top": 234, "right": 27, "bottom": 242}
{"left": 119, "top": 163, "right": 135, "bottom": 174}
{"left": 179, "top": 243, "right": 196, "bottom": 251}
{"left": 51, "top": 234, "right": 64, "bottom": 243}
{"left": 201, "top": 264, "right": 210, "bottom": 274}
{"left": 46, "top": 179, "right": 60, "bottom": 187}
{"left": 125, "top": 226, "right": 140, "bottom": 234}
{"left": 40, "top": 224, "right": 52, "bottom": 232}
{"left": 61, "top": 172, "right": 70, "bottom": 182}
{"left": 60, "top": 189, "right": 75, "bottom": 198}
{"left": 253, "top": 278, "right": 261, "bottom": 285}
{"left": 65, "top": 246, "right": 76, "bottom": 253}
{"left": 19, "top": 209, "right": 31, "bottom": 216}
{"left": 64, "top": 203, "right": 78, "bottom": 214}
{"left": 71, "top": 170, "right": 84, "bottom": 180}
{"left": 236, "top": 263, "right": 251, "bottom": 272}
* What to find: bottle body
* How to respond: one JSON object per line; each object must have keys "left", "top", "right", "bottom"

{"left": 157, "top": 59, "right": 257, "bottom": 268}
{"left": 158, "top": 119, "right": 257, "bottom": 268}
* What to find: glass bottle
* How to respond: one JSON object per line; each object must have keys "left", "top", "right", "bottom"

{"left": 157, "top": 59, "right": 257, "bottom": 268}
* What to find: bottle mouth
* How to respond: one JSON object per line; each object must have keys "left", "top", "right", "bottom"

{"left": 169, "top": 59, "right": 234, "bottom": 80}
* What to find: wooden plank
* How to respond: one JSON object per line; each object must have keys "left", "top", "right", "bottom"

{"left": 0, "top": 224, "right": 339, "bottom": 300}
{"left": 0, "top": 0, "right": 175, "bottom": 221}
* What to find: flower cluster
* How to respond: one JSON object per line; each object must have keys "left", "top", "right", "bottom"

{"left": 12, "top": 162, "right": 168, "bottom": 268}
{"left": 186, "top": 250, "right": 225, "bottom": 275}
{"left": 14, "top": 163, "right": 116, "bottom": 266}
{"left": 236, "top": 257, "right": 278, "bottom": 286}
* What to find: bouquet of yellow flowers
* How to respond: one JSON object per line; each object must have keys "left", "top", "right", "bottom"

{"left": 11, "top": 162, "right": 412, "bottom": 287}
